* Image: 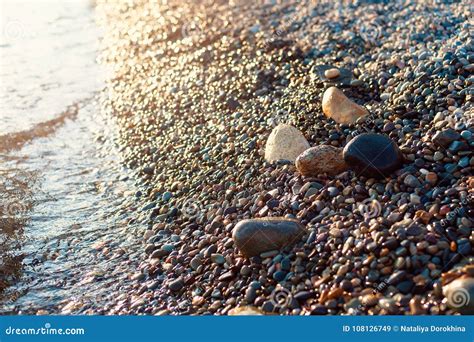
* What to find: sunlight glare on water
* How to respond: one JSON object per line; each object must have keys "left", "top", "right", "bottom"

{"left": 0, "top": 0, "right": 141, "bottom": 314}
{"left": 0, "top": 0, "right": 102, "bottom": 135}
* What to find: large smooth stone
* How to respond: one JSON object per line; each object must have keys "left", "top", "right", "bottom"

{"left": 443, "top": 277, "right": 474, "bottom": 315}
{"left": 343, "top": 133, "right": 403, "bottom": 178}
{"left": 296, "top": 145, "right": 347, "bottom": 176}
{"left": 264, "top": 124, "right": 310, "bottom": 163}
{"left": 232, "top": 218, "right": 306, "bottom": 258}
{"left": 322, "top": 87, "right": 368, "bottom": 124}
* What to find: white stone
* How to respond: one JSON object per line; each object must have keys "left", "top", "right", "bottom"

{"left": 324, "top": 68, "right": 340, "bottom": 79}
{"left": 264, "top": 124, "right": 310, "bottom": 163}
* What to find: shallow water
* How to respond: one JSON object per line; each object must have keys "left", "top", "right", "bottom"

{"left": 0, "top": 0, "right": 140, "bottom": 313}
{"left": 0, "top": 0, "right": 102, "bottom": 135}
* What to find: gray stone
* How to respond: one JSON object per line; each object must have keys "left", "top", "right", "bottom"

{"left": 232, "top": 218, "right": 306, "bottom": 258}
{"left": 404, "top": 175, "right": 421, "bottom": 188}
{"left": 168, "top": 277, "right": 184, "bottom": 292}
{"left": 211, "top": 253, "right": 225, "bottom": 265}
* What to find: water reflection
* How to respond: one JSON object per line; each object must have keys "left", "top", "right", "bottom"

{"left": 0, "top": 0, "right": 115, "bottom": 313}
{"left": 0, "top": 0, "right": 103, "bottom": 136}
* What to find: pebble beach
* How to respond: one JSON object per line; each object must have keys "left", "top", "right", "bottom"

{"left": 1, "top": 0, "right": 473, "bottom": 316}
{"left": 92, "top": 0, "right": 474, "bottom": 315}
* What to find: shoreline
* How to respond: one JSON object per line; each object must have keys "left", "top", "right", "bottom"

{"left": 0, "top": 0, "right": 472, "bottom": 315}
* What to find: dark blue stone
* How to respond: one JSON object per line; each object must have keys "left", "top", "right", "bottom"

{"left": 458, "top": 242, "right": 471, "bottom": 255}
{"left": 273, "top": 271, "right": 287, "bottom": 282}
{"left": 281, "top": 257, "right": 291, "bottom": 271}
{"left": 343, "top": 133, "right": 403, "bottom": 178}
{"left": 449, "top": 141, "right": 468, "bottom": 153}
{"left": 397, "top": 280, "right": 414, "bottom": 294}
{"left": 445, "top": 163, "right": 458, "bottom": 173}
{"left": 433, "top": 129, "right": 460, "bottom": 148}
